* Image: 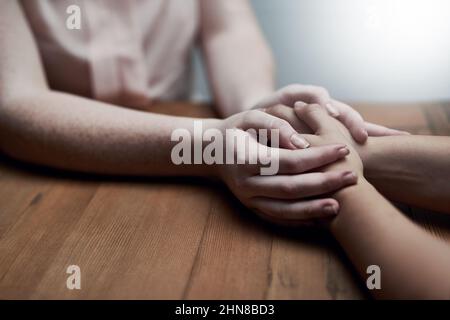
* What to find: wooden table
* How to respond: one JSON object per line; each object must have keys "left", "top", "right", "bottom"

{"left": 0, "top": 102, "right": 449, "bottom": 299}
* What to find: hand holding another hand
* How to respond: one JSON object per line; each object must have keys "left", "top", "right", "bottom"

{"left": 255, "top": 85, "right": 409, "bottom": 144}
{"left": 210, "top": 108, "right": 358, "bottom": 226}
{"left": 294, "top": 102, "right": 363, "bottom": 178}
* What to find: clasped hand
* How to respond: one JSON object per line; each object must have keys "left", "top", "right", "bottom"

{"left": 212, "top": 85, "right": 406, "bottom": 225}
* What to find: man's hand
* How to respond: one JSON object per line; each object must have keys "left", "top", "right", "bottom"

{"left": 209, "top": 109, "right": 359, "bottom": 225}
{"left": 254, "top": 85, "right": 409, "bottom": 143}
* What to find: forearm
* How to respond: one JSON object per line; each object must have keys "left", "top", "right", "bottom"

{"left": 360, "top": 136, "right": 450, "bottom": 213}
{"left": 200, "top": 0, "right": 275, "bottom": 116}
{"left": 0, "top": 1, "right": 223, "bottom": 178}
{"left": 0, "top": 90, "right": 219, "bottom": 177}
{"left": 330, "top": 179, "right": 450, "bottom": 299}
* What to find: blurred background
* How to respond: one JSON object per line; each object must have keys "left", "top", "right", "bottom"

{"left": 193, "top": 0, "right": 450, "bottom": 103}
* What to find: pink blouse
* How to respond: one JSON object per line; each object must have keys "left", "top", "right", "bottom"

{"left": 21, "top": 0, "right": 199, "bottom": 108}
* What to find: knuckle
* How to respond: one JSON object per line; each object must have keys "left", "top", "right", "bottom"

{"left": 320, "top": 176, "right": 336, "bottom": 191}
{"left": 269, "top": 117, "right": 290, "bottom": 130}
{"left": 302, "top": 103, "right": 317, "bottom": 113}
{"left": 280, "top": 90, "right": 294, "bottom": 105}
{"left": 317, "top": 149, "right": 334, "bottom": 163}
{"left": 280, "top": 85, "right": 302, "bottom": 105}
{"left": 271, "top": 104, "right": 288, "bottom": 115}
{"left": 242, "top": 109, "right": 260, "bottom": 123}
{"left": 279, "top": 119, "right": 291, "bottom": 130}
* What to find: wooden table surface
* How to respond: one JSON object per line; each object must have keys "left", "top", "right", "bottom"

{"left": 0, "top": 102, "right": 449, "bottom": 300}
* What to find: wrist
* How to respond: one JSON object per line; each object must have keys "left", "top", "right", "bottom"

{"left": 356, "top": 137, "right": 372, "bottom": 167}
{"left": 196, "top": 118, "right": 225, "bottom": 179}
{"left": 333, "top": 176, "right": 372, "bottom": 203}
{"left": 356, "top": 137, "right": 378, "bottom": 178}
{"left": 329, "top": 177, "right": 376, "bottom": 233}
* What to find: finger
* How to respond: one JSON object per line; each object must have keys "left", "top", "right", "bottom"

{"left": 279, "top": 84, "right": 333, "bottom": 110}
{"left": 247, "top": 171, "right": 357, "bottom": 199}
{"left": 239, "top": 109, "right": 310, "bottom": 149}
{"left": 251, "top": 92, "right": 280, "bottom": 110}
{"left": 365, "top": 122, "right": 411, "bottom": 137}
{"left": 277, "top": 144, "right": 349, "bottom": 174}
{"left": 331, "top": 99, "right": 368, "bottom": 143}
{"left": 263, "top": 104, "right": 312, "bottom": 133}
{"left": 293, "top": 102, "right": 335, "bottom": 133}
{"left": 251, "top": 197, "right": 340, "bottom": 221}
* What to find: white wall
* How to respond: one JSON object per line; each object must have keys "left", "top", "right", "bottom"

{"left": 193, "top": 0, "right": 450, "bottom": 103}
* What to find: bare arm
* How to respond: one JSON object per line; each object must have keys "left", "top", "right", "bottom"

{"left": 295, "top": 103, "right": 450, "bottom": 299}
{"left": 199, "top": 0, "right": 275, "bottom": 116}
{"left": 0, "top": 1, "right": 217, "bottom": 177}
{"left": 332, "top": 179, "right": 450, "bottom": 299}
{"left": 0, "top": 2, "right": 373, "bottom": 223}
{"left": 360, "top": 136, "right": 450, "bottom": 213}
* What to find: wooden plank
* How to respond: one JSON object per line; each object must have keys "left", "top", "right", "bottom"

{"left": 30, "top": 181, "right": 212, "bottom": 299}
{"left": 0, "top": 101, "right": 448, "bottom": 299}
{"left": 0, "top": 180, "right": 98, "bottom": 299}
{"left": 265, "top": 225, "right": 367, "bottom": 299}
{"left": 184, "top": 193, "right": 272, "bottom": 300}
{"left": 352, "top": 102, "right": 428, "bottom": 130}
{"left": 0, "top": 157, "right": 54, "bottom": 239}
{"left": 422, "top": 102, "right": 450, "bottom": 136}
{"left": 266, "top": 229, "right": 332, "bottom": 299}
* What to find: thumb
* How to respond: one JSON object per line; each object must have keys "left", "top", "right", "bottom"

{"left": 294, "top": 102, "right": 332, "bottom": 134}
{"left": 238, "top": 110, "right": 310, "bottom": 149}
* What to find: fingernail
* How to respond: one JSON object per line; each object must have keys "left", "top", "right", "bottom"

{"left": 337, "top": 146, "right": 349, "bottom": 157}
{"left": 323, "top": 204, "right": 339, "bottom": 215}
{"left": 294, "top": 101, "right": 307, "bottom": 109}
{"left": 342, "top": 171, "right": 357, "bottom": 184}
{"left": 291, "top": 134, "right": 310, "bottom": 149}
{"left": 325, "top": 103, "right": 340, "bottom": 117}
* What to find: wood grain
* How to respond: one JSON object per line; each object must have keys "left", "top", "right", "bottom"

{"left": 0, "top": 102, "right": 449, "bottom": 299}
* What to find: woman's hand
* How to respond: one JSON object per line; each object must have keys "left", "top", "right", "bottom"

{"left": 293, "top": 102, "right": 363, "bottom": 177}
{"left": 206, "top": 109, "right": 359, "bottom": 225}
{"left": 254, "top": 84, "right": 409, "bottom": 143}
